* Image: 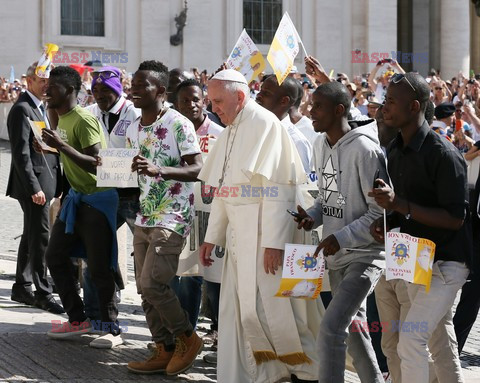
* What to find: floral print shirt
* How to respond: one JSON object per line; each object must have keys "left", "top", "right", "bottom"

{"left": 126, "top": 108, "right": 201, "bottom": 237}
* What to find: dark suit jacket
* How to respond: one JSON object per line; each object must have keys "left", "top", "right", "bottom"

{"left": 6, "top": 92, "right": 61, "bottom": 201}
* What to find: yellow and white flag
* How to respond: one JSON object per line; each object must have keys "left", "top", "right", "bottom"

{"left": 385, "top": 232, "right": 436, "bottom": 292}
{"left": 276, "top": 244, "right": 325, "bottom": 299}
{"left": 36, "top": 43, "right": 59, "bottom": 78}
{"left": 267, "top": 12, "right": 301, "bottom": 85}
{"left": 226, "top": 29, "right": 266, "bottom": 85}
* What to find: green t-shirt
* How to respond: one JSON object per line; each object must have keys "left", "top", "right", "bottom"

{"left": 57, "top": 105, "right": 108, "bottom": 194}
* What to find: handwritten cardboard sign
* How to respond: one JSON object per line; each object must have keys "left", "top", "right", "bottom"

{"left": 96, "top": 148, "right": 138, "bottom": 188}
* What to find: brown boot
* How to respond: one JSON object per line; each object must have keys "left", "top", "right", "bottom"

{"left": 127, "top": 343, "right": 173, "bottom": 374}
{"left": 166, "top": 332, "right": 203, "bottom": 375}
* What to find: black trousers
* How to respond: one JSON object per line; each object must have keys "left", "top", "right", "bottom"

{"left": 13, "top": 199, "right": 53, "bottom": 297}
{"left": 453, "top": 206, "right": 480, "bottom": 354}
{"left": 46, "top": 203, "right": 118, "bottom": 332}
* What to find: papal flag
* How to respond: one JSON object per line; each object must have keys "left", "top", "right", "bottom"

{"left": 36, "top": 43, "right": 59, "bottom": 78}
{"left": 9, "top": 66, "right": 15, "bottom": 84}
{"left": 385, "top": 232, "right": 436, "bottom": 292}
{"left": 226, "top": 29, "right": 266, "bottom": 85}
{"left": 267, "top": 12, "right": 301, "bottom": 85}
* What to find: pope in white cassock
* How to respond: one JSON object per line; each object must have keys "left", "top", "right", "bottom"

{"left": 199, "top": 69, "right": 320, "bottom": 383}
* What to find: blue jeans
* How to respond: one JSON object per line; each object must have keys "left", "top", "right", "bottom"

{"left": 318, "top": 262, "right": 383, "bottom": 383}
{"left": 170, "top": 275, "right": 203, "bottom": 329}
{"left": 83, "top": 198, "right": 138, "bottom": 320}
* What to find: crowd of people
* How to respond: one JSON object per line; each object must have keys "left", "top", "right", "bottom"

{"left": 4, "top": 53, "right": 480, "bottom": 383}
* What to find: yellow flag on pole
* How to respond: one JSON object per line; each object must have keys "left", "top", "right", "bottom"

{"left": 226, "top": 29, "right": 266, "bottom": 85}
{"left": 36, "top": 43, "right": 59, "bottom": 78}
{"left": 267, "top": 12, "right": 301, "bottom": 85}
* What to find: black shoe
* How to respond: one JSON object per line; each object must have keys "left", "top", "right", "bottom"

{"left": 34, "top": 296, "right": 65, "bottom": 314}
{"left": 11, "top": 290, "right": 35, "bottom": 305}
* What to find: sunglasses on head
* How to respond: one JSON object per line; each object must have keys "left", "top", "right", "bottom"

{"left": 92, "top": 71, "right": 120, "bottom": 80}
{"left": 390, "top": 73, "right": 416, "bottom": 92}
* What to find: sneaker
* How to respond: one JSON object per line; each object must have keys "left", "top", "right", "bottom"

{"left": 89, "top": 333, "right": 124, "bottom": 349}
{"left": 166, "top": 332, "right": 203, "bottom": 376}
{"left": 47, "top": 319, "right": 91, "bottom": 339}
{"left": 127, "top": 343, "right": 174, "bottom": 374}
{"left": 202, "top": 329, "right": 218, "bottom": 345}
{"left": 203, "top": 352, "right": 217, "bottom": 365}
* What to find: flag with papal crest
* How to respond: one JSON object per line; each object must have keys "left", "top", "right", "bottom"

{"left": 267, "top": 12, "right": 301, "bottom": 85}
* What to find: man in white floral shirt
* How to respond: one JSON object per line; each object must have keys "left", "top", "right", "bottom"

{"left": 124, "top": 61, "right": 203, "bottom": 376}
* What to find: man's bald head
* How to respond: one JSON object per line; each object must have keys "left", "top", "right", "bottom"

{"left": 256, "top": 75, "right": 300, "bottom": 119}
{"left": 167, "top": 68, "right": 194, "bottom": 104}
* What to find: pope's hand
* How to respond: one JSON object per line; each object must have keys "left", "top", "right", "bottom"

{"left": 199, "top": 242, "right": 215, "bottom": 267}
{"left": 264, "top": 248, "right": 283, "bottom": 275}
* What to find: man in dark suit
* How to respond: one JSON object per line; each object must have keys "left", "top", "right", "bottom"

{"left": 6, "top": 62, "right": 63, "bottom": 314}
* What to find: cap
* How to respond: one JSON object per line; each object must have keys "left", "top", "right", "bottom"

{"left": 91, "top": 66, "right": 123, "bottom": 96}
{"left": 434, "top": 102, "right": 456, "bottom": 120}
{"left": 211, "top": 69, "right": 248, "bottom": 85}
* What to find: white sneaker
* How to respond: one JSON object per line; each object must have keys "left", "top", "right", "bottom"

{"left": 89, "top": 333, "right": 124, "bottom": 349}
{"left": 47, "top": 320, "right": 92, "bottom": 339}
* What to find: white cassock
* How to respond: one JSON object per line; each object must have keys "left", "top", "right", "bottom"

{"left": 199, "top": 99, "right": 321, "bottom": 383}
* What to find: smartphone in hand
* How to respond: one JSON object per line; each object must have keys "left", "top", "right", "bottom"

{"left": 287, "top": 209, "right": 301, "bottom": 218}
{"left": 373, "top": 169, "right": 381, "bottom": 188}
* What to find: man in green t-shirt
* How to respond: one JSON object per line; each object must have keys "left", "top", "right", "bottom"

{"left": 41, "top": 66, "right": 122, "bottom": 349}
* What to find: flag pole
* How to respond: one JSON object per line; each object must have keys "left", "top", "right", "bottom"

{"left": 383, "top": 209, "right": 387, "bottom": 243}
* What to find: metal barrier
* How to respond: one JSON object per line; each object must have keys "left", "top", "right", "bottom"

{"left": 0, "top": 103, "right": 12, "bottom": 140}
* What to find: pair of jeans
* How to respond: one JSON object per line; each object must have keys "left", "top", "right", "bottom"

{"left": 170, "top": 275, "right": 203, "bottom": 329}
{"left": 398, "top": 261, "right": 468, "bottom": 383}
{"left": 83, "top": 197, "right": 138, "bottom": 320}
{"left": 46, "top": 203, "right": 119, "bottom": 333}
{"left": 318, "top": 262, "right": 383, "bottom": 383}
{"left": 133, "top": 226, "right": 192, "bottom": 346}
{"left": 375, "top": 276, "right": 439, "bottom": 383}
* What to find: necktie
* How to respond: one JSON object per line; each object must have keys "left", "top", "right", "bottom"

{"left": 39, "top": 104, "right": 46, "bottom": 120}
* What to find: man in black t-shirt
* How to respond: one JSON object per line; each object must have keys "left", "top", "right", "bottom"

{"left": 369, "top": 73, "right": 470, "bottom": 383}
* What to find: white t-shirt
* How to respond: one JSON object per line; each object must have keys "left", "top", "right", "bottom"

{"left": 86, "top": 97, "right": 140, "bottom": 149}
{"left": 295, "top": 115, "right": 320, "bottom": 146}
{"left": 126, "top": 108, "right": 201, "bottom": 237}
{"left": 282, "top": 115, "right": 313, "bottom": 173}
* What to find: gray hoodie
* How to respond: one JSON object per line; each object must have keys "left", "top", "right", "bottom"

{"left": 306, "top": 119, "right": 387, "bottom": 270}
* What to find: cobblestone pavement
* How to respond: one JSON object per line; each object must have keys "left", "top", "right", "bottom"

{"left": 0, "top": 139, "right": 479, "bottom": 382}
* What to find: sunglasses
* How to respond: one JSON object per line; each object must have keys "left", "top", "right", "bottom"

{"left": 390, "top": 73, "right": 416, "bottom": 92}
{"left": 92, "top": 71, "right": 120, "bottom": 80}
{"left": 435, "top": 87, "right": 443, "bottom": 90}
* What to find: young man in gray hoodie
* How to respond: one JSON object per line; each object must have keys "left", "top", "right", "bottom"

{"left": 295, "top": 81, "right": 387, "bottom": 383}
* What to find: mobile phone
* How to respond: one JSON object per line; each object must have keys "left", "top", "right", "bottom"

{"left": 373, "top": 169, "right": 381, "bottom": 188}
{"left": 287, "top": 209, "right": 301, "bottom": 218}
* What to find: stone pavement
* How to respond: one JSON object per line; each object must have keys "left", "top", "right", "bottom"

{"left": 1, "top": 138, "right": 479, "bottom": 382}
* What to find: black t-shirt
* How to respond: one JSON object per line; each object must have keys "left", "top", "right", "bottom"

{"left": 387, "top": 122, "right": 471, "bottom": 264}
